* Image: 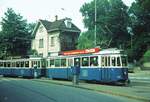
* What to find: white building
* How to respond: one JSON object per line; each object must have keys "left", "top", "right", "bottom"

{"left": 31, "top": 17, "right": 81, "bottom": 58}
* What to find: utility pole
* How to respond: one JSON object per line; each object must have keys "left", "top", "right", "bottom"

{"left": 131, "top": 34, "right": 133, "bottom": 49}
{"left": 94, "top": 0, "right": 97, "bottom": 47}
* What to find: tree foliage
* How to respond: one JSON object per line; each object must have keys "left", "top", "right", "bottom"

{"left": 0, "top": 8, "right": 34, "bottom": 59}
{"left": 77, "top": 30, "right": 95, "bottom": 49}
{"left": 79, "top": 0, "right": 150, "bottom": 62}
{"left": 128, "top": 0, "right": 150, "bottom": 61}
{"left": 79, "top": 0, "right": 130, "bottom": 49}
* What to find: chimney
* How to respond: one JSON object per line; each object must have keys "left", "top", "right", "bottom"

{"left": 55, "top": 15, "right": 58, "bottom": 21}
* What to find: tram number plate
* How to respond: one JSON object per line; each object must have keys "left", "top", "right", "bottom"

{"left": 82, "top": 70, "right": 88, "bottom": 77}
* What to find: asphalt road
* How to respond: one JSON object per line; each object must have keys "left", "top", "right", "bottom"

{"left": 0, "top": 78, "right": 140, "bottom": 102}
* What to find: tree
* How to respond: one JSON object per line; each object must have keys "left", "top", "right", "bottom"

{"left": 77, "top": 31, "right": 95, "bottom": 49}
{"left": 0, "top": 8, "right": 33, "bottom": 59}
{"left": 128, "top": 0, "right": 150, "bottom": 61}
{"left": 79, "top": 0, "right": 130, "bottom": 49}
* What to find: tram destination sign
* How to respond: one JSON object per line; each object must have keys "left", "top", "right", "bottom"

{"left": 61, "top": 48, "right": 100, "bottom": 55}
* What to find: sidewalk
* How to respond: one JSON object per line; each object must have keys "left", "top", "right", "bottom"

{"left": 33, "top": 78, "right": 150, "bottom": 102}
{"left": 129, "top": 71, "right": 150, "bottom": 81}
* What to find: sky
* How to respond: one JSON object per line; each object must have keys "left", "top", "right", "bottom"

{"left": 0, "top": 0, "right": 134, "bottom": 32}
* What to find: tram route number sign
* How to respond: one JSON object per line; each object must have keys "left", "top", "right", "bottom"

{"left": 61, "top": 48, "right": 100, "bottom": 56}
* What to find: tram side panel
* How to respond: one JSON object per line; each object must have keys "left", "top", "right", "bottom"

{"left": 0, "top": 61, "right": 3, "bottom": 75}
{"left": 111, "top": 68, "right": 128, "bottom": 82}
{"left": 0, "top": 68, "right": 2, "bottom": 75}
{"left": 48, "top": 68, "right": 68, "bottom": 79}
{"left": 79, "top": 68, "right": 100, "bottom": 81}
{"left": 46, "top": 58, "right": 69, "bottom": 79}
{"left": 3, "top": 68, "right": 11, "bottom": 76}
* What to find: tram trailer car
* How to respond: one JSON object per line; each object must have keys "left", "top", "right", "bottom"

{"left": 0, "top": 58, "right": 44, "bottom": 78}
{"left": 46, "top": 48, "right": 129, "bottom": 84}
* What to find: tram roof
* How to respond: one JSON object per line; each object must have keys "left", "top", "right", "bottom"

{"left": 95, "top": 48, "right": 124, "bottom": 55}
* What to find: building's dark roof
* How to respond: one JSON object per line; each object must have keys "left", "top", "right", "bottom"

{"left": 39, "top": 19, "right": 52, "bottom": 30}
{"left": 39, "top": 19, "right": 81, "bottom": 33}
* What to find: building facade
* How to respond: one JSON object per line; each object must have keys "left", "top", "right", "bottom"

{"left": 31, "top": 17, "right": 81, "bottom": 57}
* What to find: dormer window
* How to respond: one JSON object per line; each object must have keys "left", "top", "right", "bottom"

{"left": 65, "top": 18, "right": 72, "bottom": 28}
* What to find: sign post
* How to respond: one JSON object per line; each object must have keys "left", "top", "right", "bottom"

{"left": 71, "top": 65, "right": 80, "bottom": 85}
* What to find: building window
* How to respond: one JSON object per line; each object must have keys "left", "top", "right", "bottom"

{"left": 67, "top": 21, "right": 71, "bottom": 28}
{"left": 39, "top": 39, "right": 44, "bottom": 48}
{"left": 65, "top": 18, "right": 72, "bottom": 28}
{"left": 51, "top": 37, "right": 54, "bottom": 47}
{"left": 48, "top": 52, "right": 51, "bottom": 56}
{"left": 39, "top": 53, "right": 43, "bottom": 57}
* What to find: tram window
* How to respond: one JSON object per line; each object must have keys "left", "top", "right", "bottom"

{"left": 41, "top": 60, "right": 45, "bottom": 68}
{"left": 82, "top": 57, "right": 89, "bottom": 66}
{"left": 117, "top": 57, "right": 121, "bottom": 66}
{"left": 4, "top": 62, "right": 6, "bottom": 67}
{"left": 35, "top": 61, "right": 37, "bottom": 67}
{"left": 46, "top": 61, "right": 48, "bottom": 67}
{"left": 105, "top": 57, "right": 108, "bottom": 66}
{"left": 111, "top": 57, "right": 116, "bottom": 66}
{"left": 31, "top": 61, "right": 34, "bottom": 67}
{"left": 16, "top": 62, "right": 20, "bottom": 67}
{"left": 101, "top": 57, "right": 105, "bottom": 66}
{"left": 0, "top": 62, "right": 3, "bottom": 67}
{"left": 55, "top": 59, "right": 61, "bottom": 67}
{"left": 12, "top": 62, "right": 15, "bottom": 67}
{"left": 90, "top": 56, "right": 98, "bottom": 66}
{"left": 108, "top": 57, "right": 110, "bottom": 66}
{"left": 31, "top": 61, "right": 37, "bottom": 67}
{"left": 25, "top": 61, "right": 29, "bottom": 67}
{"left": 61, "top": 59, "right": 66, "bottom": 67}
{"left": 48, "top": 60, "right": 50, "bottom": 67}
{"left": 21, "top": 62, "right": 24, "bottom": 67}
{"left": 121, "top": 56, "right": 127, "bottom": 66}
{"left": 68, "top": 59, "right": 73, "bottom": 67}
{"left": 38, "top": 61, "right": 41, "bottom": 67}
{"left": 50, "top": 59, "right": 54, "bottom": 67}
{"left": 74, "top": 58, "right": 80, "bottom": 66}
{"left": 7, "top": 62, "right": 11, "bottom": 67}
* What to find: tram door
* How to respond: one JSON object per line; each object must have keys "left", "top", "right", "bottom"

{"left": 41, "top": 59, "right": 46, "bottom": 77}
{"left": 68, "top": 58, "right": 73, "bottom": 79}
{"left": 101, "top": 56, "right": 110, "bottom": 81}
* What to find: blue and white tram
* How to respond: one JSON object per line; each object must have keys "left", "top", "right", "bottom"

{"left": 0, "top": 48, "right": 128, "bottom": 84}
{"left": 0, "top": 58, "right": 44, "bottom": 77}
{"left": 46, "top": 48, "right": 128, "bottom": 84}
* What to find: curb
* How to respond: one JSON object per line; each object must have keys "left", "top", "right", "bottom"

{"left": 130, "top": 77, "right": 150, "bottom": 80}
{"left": 32, "top": 79, "right": 150, "bottom": 102}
